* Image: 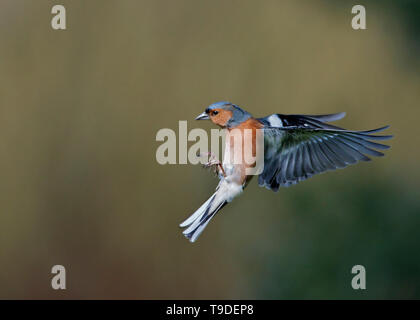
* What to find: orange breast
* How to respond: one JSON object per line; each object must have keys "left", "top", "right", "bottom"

{"left": 225, "top": 118, "right": 264, "bottom": 183}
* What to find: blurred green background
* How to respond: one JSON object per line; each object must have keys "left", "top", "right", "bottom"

{"left": 0, "top": 0, "right": 419, "bottom": 299}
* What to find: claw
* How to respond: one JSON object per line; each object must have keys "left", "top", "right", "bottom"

{"left": 198, "top": 152, "right": 226, "bottom": 177}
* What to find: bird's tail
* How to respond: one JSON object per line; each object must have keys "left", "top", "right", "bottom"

{"left": 180, "top": 179, "right": 244, "bottom": 242}
{"left": 179, "top": 193, "right": 227, "bottom": 242}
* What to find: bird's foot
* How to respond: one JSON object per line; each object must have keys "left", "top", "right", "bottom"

{"left": 199, "top": 152, "right": 226, "bottom": 177}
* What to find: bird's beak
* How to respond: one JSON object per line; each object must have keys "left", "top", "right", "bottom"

{"left": 195, "top": 112, "right": 210, "bottom": 120}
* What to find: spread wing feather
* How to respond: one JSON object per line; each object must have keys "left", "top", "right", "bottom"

{"left": 258, "top": 114, "right": 392, "bottom": 191}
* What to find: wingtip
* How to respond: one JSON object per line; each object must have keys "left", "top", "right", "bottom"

{"left": 360, "top": 125, "right": 391, "bottom": 134}
{"left": 375, "top": 125, "right": 391, "bottom": 133}
{"left": 305, "top": 111, "right": 347, "bottom": 122}
{"left": 377, "top": 134, "right": 393, "bottom": 140}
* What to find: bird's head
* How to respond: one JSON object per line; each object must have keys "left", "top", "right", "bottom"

{"left": 195, "top": 101, "right": 251, "bottom": 128}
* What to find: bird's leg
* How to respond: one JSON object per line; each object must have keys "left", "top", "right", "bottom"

{"left": 199, "top": 152, "right": 227, "bottom": 178}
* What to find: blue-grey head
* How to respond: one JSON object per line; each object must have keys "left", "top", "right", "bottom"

{"left": 195, "top": 101, "right": 252, "bottom": 128}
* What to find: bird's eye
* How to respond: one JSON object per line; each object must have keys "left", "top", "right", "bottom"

{"left": 212, "top": 110, "right": 219, "bottom": 116}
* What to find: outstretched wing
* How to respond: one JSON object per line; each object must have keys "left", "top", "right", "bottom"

{"left": 258, "top": 113, "right": 392, "bottom": 191}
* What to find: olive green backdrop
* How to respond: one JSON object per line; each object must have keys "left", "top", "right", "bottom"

{"left": 0, "top": 0, "right": 419, "bottom": 299}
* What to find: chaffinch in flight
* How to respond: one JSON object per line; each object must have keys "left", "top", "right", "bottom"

{"left": 180, "top": 101, "right": 392, "bottom": 242}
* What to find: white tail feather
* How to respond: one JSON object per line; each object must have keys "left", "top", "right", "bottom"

{"left": 180, "top": 179, "right": 243, "bottom": 242}
{"left": 179, "top": 194, "right": 215, "bottom": 228}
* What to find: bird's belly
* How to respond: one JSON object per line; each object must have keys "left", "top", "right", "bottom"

{"left": 222, "top": 163, "right": 235, "bottom": 176}
{"left": 222, "top": 129, "right": 255, "bottom": 184}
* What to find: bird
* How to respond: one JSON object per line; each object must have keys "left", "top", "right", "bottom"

{"left": 179, "top": 101, "right": 392, "bottom": 242}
